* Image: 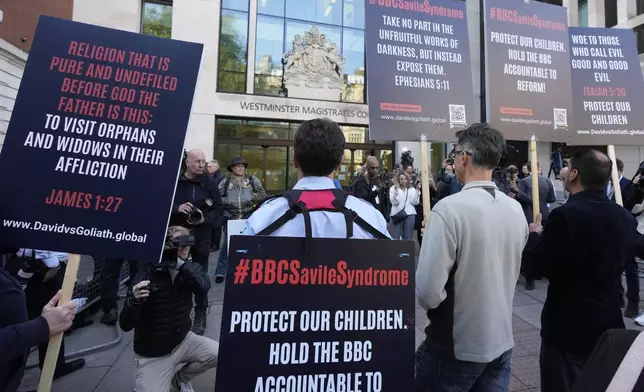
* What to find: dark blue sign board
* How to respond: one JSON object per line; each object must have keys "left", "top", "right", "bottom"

{"left": 484, "top": 0, "right": 573, "bottom": 142}
{"left": 365, "top": 0, "right": 475, "bottom": 142}
{"left": 216, "top": 235, "right": 416, "bottom": 391}
{"left": 568, "top": 27, "right": 644, "bottom": 146}
{"left": 0, "top": 16, "right": 202, "bottom": 262}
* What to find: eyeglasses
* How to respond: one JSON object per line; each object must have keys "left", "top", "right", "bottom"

{"left": 453, "top": 150, "right": 472, "bottom": 157}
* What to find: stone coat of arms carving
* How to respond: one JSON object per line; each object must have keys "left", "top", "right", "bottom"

{"left": 282, "top": 25, "right": 345, "bottom": 97}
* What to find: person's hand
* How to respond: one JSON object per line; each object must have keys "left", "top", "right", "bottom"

{"left": 132, "top": 281, "right": 151, "bottom": 302}
{"left": 529, "top": 213, "right": 543, "bottom": 234}
{"left": 509, "top": 192, "right": 516, "bottom": 199}
{"left": 178, "top": 202, "right": 194, "bottom": 214}
{"left": 634, "top": 175, "right": 641, "bottom": 185}
{"left": 41, "top": 290, "right": 77, "bottom": 337}
{"left": 442, "top": 160, "right": 449, "bottom": 169}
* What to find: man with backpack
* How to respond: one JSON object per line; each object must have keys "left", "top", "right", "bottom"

{"left": 245, "top": 118, "right": 390, "bottom": 240}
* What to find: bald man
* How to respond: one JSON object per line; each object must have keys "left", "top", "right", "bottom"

{"left": 168, "top": 149, "right": 223, "bottom": 335}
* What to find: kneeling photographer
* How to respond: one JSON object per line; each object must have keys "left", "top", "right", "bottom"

{"left": 119, "top": 226, "right": 217, "bottom": 392}
{"left": 170, "top": 149, "right": 223, "bottom": 335}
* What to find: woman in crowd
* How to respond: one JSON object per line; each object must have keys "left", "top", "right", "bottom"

{"left": 389, "top": 170, "right": 420, "bottom": 240}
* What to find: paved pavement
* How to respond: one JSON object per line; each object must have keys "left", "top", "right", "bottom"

{"left": 17, "top": 179, "right": 641, "bottom": 392}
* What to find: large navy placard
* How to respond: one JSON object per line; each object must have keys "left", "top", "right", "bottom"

{"left": 0, "top": 16, "right": 202, "bottom": 262}
{"left": 568, "top": 27, "right": 644, "bottom": 145}
{"left": 365, "top": 0, "right": 475, "bottom": 142}
{"left": 216, "top": 235, "right": 416, "bottom": 391}
{"left": 484, "top": 0, "right": 573, "bottom": 142}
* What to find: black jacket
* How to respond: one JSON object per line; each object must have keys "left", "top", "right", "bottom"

{"left": 0, "top": 266, "right": 50, "bottom": 392}
{"left": 171, "top": 173, "right": 224, "bottom": 232}
{"left": 352, "top": 176, "right": 388, "bottom": 219}
{"left": 524, "top": 190, "right": 637, "bottom": 356}
{"left": 119, "top": 260, "right": 211, "bottom": 357}
{"left": 211, "top": 170, "right": 224, "bottom": 188}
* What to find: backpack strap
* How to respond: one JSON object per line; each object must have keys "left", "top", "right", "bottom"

{"left": 331, "top": 189, "right": 389, "bottom": 240}
{"left": 256, "top": 190, "right": 303, "bottom": 236}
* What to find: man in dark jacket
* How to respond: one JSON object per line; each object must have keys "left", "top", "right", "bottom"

{"left": 0, "top": 265, "right": 76, "bottom": 392}
{"left": 524, "top": 149, "right": 637, "bottom": 392}
{"left": 119, "top": 226, "right": 217, "bottom": 392}
{"left": 170, "top": 149, "right": 223, "bottom": 335}
{"left": 351, "top": 156, "right": 388, "bottom": 219}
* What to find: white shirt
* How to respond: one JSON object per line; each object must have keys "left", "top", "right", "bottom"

{"left": 245, "top": 176, "right": 390, "bottom": 239}
{"left": 389, "top": 186, "right": 420, "bottom": 217}
{"left": 17, "top": 249, "right": 68, "bottom": 267}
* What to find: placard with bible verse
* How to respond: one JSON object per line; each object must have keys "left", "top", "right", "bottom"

{"left": 216, "top": 235, "right": 416, "bottom": 391}
{"left": 0, "top": 16, "right": 202, "bottom": 262}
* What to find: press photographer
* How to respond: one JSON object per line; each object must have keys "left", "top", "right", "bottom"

{"left": 170, "top": 149, "right": 223, "bottom": 335}
{"left": 119, "top": 226, "right": 218, "bottom": 392}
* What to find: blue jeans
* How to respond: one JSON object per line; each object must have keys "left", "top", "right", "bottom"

{"left": 215, "top": 226, "right": 228, "bottom": 278}
{"left": 415, "top": 341, "right": 512, "bottom": 392}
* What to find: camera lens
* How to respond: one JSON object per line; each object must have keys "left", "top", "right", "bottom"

{"left": 188, "top": 210, "right": 203, "bottom": 222}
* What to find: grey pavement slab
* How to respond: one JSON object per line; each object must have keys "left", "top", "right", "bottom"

{"left": 18, "top": 246, "right": 644, "bottom": 392}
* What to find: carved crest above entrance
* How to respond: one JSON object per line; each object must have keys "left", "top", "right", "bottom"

{"left": 281, "top": 25, "right": 345, "bottom": 101}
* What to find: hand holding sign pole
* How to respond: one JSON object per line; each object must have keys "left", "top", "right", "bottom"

{"left": 529, "top": 135, "right": 540, "bottom": 222}
{"left": 37, "top": 254, "right": 81, "bottom": 392}
{"left": 607, "top": 145, "right": 623, "bottom": 206}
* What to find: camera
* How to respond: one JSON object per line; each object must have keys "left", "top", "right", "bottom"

{"left": 188, "top": 209, "right": 203, "bottom": 223}
{"left": 401, "top": 150, "right": 414, "bottom": 170}
{"left": 161, "top": 233, "right": 195, "bottom": 263}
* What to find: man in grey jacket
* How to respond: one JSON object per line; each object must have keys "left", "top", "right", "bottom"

{"left": 511, "top": 162, "right": 556, "bottom": 224}
{"left": 415, "top": 123, "right": 528, "bottom": 392}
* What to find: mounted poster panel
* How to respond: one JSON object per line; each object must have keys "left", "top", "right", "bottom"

{"left": 365, "top": 0, "right": 475, "bottom": 142}
{"left": 0, "top": 17, "right": 203, "bottom": 262}
{"left": 484, "top": 0, "right": 573, "bottom": 142}
{"left": 568, "top": 27, "right": 644, "bottom": 146}
{"left": 215, "top": 235, "right": 416, "bottom": 391}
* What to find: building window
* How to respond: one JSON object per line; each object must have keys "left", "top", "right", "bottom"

{"left": 578, "top": 0, "right": 588, "bottom": 27}
{"left": 218, "top": 1, "right": 250, "bottom": 93}
{"left": 635, "top": 25, "right": 644, "bottom": 54}
{"left": 141, "top": 0, "right": 173, "bottom": 38}
{"left": 253, "top": 0, "right": 366, "bottom": 103}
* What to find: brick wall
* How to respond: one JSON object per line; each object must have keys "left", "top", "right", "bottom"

{"left": 0, "top": 0, "right": 73, "bottom": 52}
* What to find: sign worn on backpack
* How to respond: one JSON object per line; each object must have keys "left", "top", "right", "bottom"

{"left": 215, "top": 235, "right": 416, "bottom": 391}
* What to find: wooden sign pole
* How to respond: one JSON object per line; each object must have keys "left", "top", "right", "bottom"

{"left": 37, "top": 253, "right": 81, "bottom": 392}
{"left": 529, "top": 135, "right": 540, "bottom": 222}
{"left": 607, "top": 145, "right": 624, "bottom": 207}
{"left": 419, "top": 134, "right": 431, "bottom": 224}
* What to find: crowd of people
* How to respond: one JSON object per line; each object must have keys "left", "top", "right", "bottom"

{"left": 2, "top": 117, "right": 644, "bottom": 392}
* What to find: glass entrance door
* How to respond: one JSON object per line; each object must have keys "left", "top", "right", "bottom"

{"left": 215, "top": 142, "right": 290, "bottom": 194}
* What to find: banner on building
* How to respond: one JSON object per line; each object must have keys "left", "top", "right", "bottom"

{"left": 0, "top": 16, "right": 203, "bottom": 262}
{"left": 484, "top": 0, "right": 573, "bottom": 142}
{"left": 365, "top": 0, "right": 475, "bottom": 142}
{"left": 568, "top": 27, "right": 644, "bottom": 146}
{"left": 215, "top": 235, "right": 416, "bottom": 391}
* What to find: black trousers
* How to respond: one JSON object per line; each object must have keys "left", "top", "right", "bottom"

{"left": 618, "top": 232, "right": 641, "bottom": 306}
{"left": 25, "top": 263, "right": 67, "bottom": 371}
{"left": 540, "top": 341, "right": 588, "bottom": 392}
{"left": 191, "top": 236, "right": 211, "bottom": 310}
{"left": 100, "top": 259, "right": 138, "bottom": 313}
{"left": 617, "top": 257, "right": 641, "bottom": 306}
{"left": 210, "top": 228, "right": 222, "bottom": 251}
